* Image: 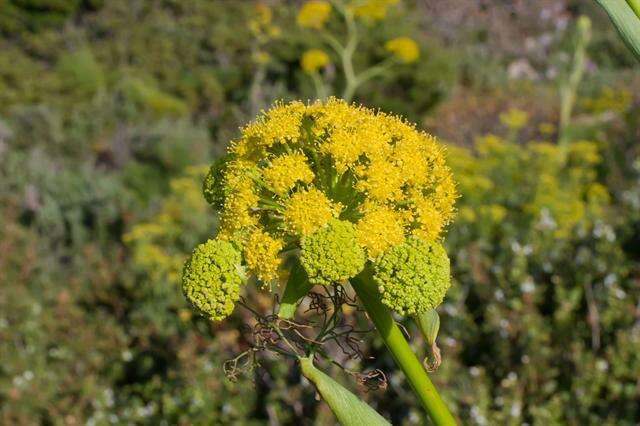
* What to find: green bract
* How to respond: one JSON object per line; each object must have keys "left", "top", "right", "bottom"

{"left": 301, "top": 219, "right": 366, "bottom": 285}
{"left": 182, "top": 239, "right": 244, "bottom": 321}
{"left": 373, "top": 237, "right": 450, "bottom": 315}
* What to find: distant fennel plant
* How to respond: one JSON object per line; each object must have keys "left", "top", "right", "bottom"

{"left": 181, "top": 99, "right": 458, "bottom": 425}
{"left": 296, "top": 0, "right": 420, "bottom": 101}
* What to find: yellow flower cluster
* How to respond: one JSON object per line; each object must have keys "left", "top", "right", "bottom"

{"left": 244, "top": 229, "right": 284, "bottom": 283}
{"left": 301, "top": 49, "right": 330, "bottom": 73}
{"left": 499, "top": 108, "right": 529, "bottom": 130}
{"left": 352, "top": 0, "right": 399, "bottom": 21}
{"left": 263, "top": 151, "right": 315, "bottom": 195}
{"left": 384, "top": 37, "right": 420, "bottom": 63}
{"left": 284, "top": 188, "right": 341, "bottom": 236}
{"left": 297, "top": 1, "right": 332, "bottom": 29}
{"left": 356, "top": 205, "right": 405, "bottom": 258}
{"left": 206, "top": 98, "right": 456, "bottom": 286}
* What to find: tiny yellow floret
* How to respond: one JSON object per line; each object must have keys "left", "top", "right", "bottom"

{"left": 355, "top": 158, "right": 405, "bottom": 201}
{"left": 412, "top": 199, "right": 445, "bottom": 241}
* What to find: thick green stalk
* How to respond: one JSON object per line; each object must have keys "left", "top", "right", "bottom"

{"left": 350, "top": 269, "right": 457, "bottom": 425}
{"left": 626, "top": 0, "right": 640, "bottom": 18}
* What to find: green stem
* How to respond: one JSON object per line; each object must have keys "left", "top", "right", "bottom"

{"left": 627, "top": 0, "right": 640, "bottom": 18}
{"left": 310, "top": 72, "right": 329, "bottom": 99}
{"left": 559, "top": 16, "right": 591, "bottom": 146}
{"left": 340, "top": 6, "right": 359, "bottom": 101}
{"left": 350, "top": 269, "right": 457, "bottom": 425}
{"left": 354, "top": 59, "right": 394, "bottom": 86}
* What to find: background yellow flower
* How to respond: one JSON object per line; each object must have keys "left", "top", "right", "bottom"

{"left": 297, "top": 1, "right": 332, "bottom": 29}
{"left": 300, "top": 49, "right": 330, "bottom": 73}
{"left": 384, "top": 36, "right": 420, "bottom": 63}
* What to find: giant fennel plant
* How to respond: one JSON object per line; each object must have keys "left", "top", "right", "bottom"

{"left": 181, "top": 98, "right": 458, "bottom": 424}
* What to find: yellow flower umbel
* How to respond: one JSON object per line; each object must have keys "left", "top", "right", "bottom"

{"left": 301, "top": 49, "right": 331, "bottom": 74}
{"left": 244, "top": 229, "right": 284, "bottom": 283}
{"left": 297, "top": 1, "right": 332, "bottom": 29}
{"left": 185, "top": 98, "right": 457, "bottom": 319}
{"left": 385, "top": 37, "right": 420, "bottom": 63}
{"left": 263, "top": 151, "right": 315, "bottom": 196}
{"left": 352, "top": 0, "right": 399, "bottom": 21}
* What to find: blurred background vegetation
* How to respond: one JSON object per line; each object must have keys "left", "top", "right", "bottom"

{"left": 0, "top": 0, "right": 639, "bottom": 424}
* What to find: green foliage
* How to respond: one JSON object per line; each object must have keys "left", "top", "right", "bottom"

{"left": 123, "top": 77, "right": 189, "bottom": 117}
{"left": 0, "top": 0, "right": 83, "bottom": 34}
{"left": 56, "top": 47, "right": 104, "bottom": 96}
{"left": 438, "top": 122, "right": 639, "bottom": 422}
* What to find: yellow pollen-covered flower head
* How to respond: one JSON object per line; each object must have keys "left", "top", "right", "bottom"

{"left": 182, "top": 239, "right": 245, "bottom": 321}
{"left": 192, "top": 98, "right": 456, "bottom": 316}
{"left": 244, "top": 229, "right": 284, "bottom": 284}
{"left": 263, "top": 151, "right": 315, "bottom": 195}
{"left": 284, "top": 188, "right": 341, "bottom": 236}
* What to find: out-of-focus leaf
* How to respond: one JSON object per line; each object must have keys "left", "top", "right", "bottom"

{"left": 626, "top": 0, "right": 640, "bottom": 18}
{"left": 595, "top": 0, "right": 640, "bottom": 60}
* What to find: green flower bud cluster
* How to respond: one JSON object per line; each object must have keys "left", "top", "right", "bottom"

{"left": 301, "top": 219, "right": 366, "bottom": 285}
{"left": 373, "top": 237, "right": 450, "bottom": 315}
{"left": 202, "top": 156, "right": 229, "bottom": 208}
{"left": 182, "top": 239, "right": 245, "bottom": 321}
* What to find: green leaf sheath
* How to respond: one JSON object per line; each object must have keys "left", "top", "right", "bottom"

{"left": 416, "top": 309, "right": 441, "bottom": 346}
{"left": 278, "top": 260, "right": 313, "bottom": 319}
{"left": 626, "top": 0, "right": 640, "bottom": 18}
{"left": 595, "top": 0, "right": 640, "bottom": 60}
{"left": 299, "top": 357, "right": 391, "bottom": 426}
{"left": 350, "top": 269, "right": 457, "bottom": 426}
